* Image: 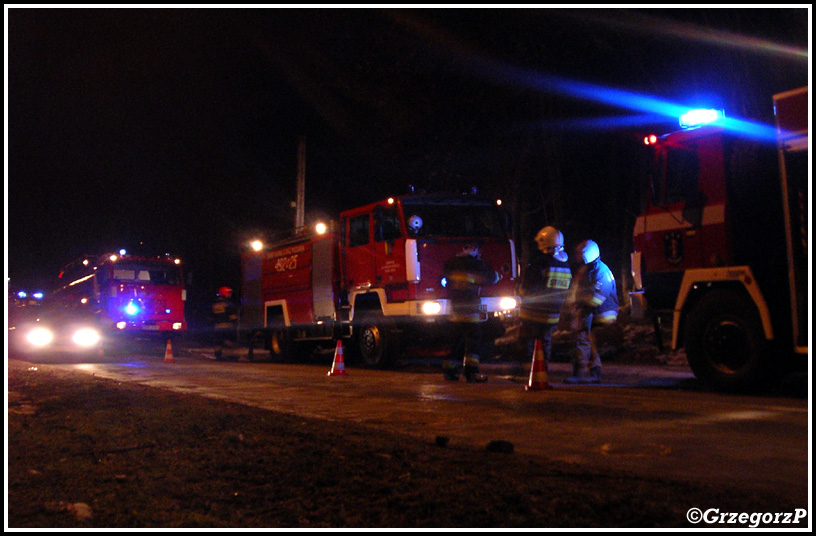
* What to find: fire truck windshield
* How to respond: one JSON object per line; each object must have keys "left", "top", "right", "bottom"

{"left": 402, "top": 201, "right": 507, "bottom": 239}
{"left": 654, "top": 147, "right": 700, "bottom": 206}
{"left": 111, "top": 262, "right": 182, "bottom": 285}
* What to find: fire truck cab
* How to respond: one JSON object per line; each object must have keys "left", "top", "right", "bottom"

{"left": 57, "top": 252, "right": 187, "bottom": 338}
{"left": 13, "top": 252, "right": 188, "bottom": 354}
{"left": 630, "top": 87, "right": 808, "bottom": 391}
{"left": 242, "top": 192, "right": 519, "bottom": 367}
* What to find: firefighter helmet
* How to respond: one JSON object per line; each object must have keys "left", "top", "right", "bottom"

{"left": 217, "top": 286, "right": 233, "bottom": 298}
{"left": 576, "top": 240, "right": 600, "bottom": 264}
{"left": 535, "top": 226, "right": 567, "bottom": 262}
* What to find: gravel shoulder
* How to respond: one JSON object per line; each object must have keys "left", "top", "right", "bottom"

{"left": 6, "top": 358, "right": 803, "bottom": 529}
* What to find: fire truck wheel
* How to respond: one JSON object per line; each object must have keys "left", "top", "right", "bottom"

{"left": 356, "top": 315, "right": 394, "bottom": 368}
{"left": 268, "top": 330, "right": 290, "bottom": 362}
{"left": 684, "top": 290, "right": 768, "bottom": 392}
{"left": 247, "top": 331, "right": 270, "bottom": 362}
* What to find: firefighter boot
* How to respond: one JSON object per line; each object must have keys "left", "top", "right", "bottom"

{"left": 442, "top": 360, "right": 461, "bottom": 381}
{"left": 466, "top": 371, "right": 488, "bottom": 383}
{"left": 564, "top": 364, "right": 590, "bottom": 384}
{"left": 464, "top": 353, "right": 487, "bottom": 383}
{"left": 588, "top": 366, "right": 602, "bottom": 384}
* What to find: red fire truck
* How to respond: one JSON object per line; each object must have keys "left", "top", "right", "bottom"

{"left": 241, "top": 192, "right": 519, "bottom": 366}
{"left": 19, "top": 252, "right": 188, "bottom": 352}
{"left": 629, "top": 87, "right": 808, "bottom": 391}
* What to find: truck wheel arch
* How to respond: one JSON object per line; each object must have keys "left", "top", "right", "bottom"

{"left": 673, "top": 267, "right": 774, "bottom": 350}
{"left": 683, "top": 288, "right": 770, "bottom": 392}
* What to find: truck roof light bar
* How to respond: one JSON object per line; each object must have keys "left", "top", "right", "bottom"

{"left": 679, "top": 109, "right": 724, "bottom": 129}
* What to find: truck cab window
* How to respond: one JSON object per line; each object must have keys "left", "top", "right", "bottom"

{"left": 663, "top": 147, "right": 700, "bottom": 205}
{"left": 374, "top": 206, "right": 402, "bottom": 242}
{"left": 401, "top": 202, "right": 506, "bottom": 239}
{"left": 348, "top": 214, "right": 370, "bottom": 247}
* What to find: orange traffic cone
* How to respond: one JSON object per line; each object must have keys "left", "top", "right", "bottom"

{"left": 327, "top": 340, "right": 347, "bottom": 376}
{"left": 525, "top": 338, "right": 552, "bottom": 391}
{"left": 164, "top": 339, "right": 175, "bottom": 363}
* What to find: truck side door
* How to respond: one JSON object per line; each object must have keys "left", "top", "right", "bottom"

{"left": 373, "top": 204, "right": 406, "bottom": 289}
{"left": 343, "top": 212, "right": 375, "bottom": 290}
{"left": 643, "top": 144, "right": 707, "bottom": 273}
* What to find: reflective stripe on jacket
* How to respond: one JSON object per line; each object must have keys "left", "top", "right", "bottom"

{"left": 573, "top": 259, "right": 618, "bottom": 325}
{"left": 520, "top": 252, "right": 572, "bottom": 325}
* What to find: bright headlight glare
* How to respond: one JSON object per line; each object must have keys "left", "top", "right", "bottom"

{"left": 73, "top": 328, "right": 101, "bottom": 347}
{"left": 421, "top": 301, "right": 442, "bottom": 315}
{"left": 499, "top": 297, "right": 518, "bottom": 311}
{"left": 26, "top": 327, "right": 54, "bottom": 347}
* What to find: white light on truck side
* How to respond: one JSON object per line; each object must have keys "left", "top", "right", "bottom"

{"left": 421, "top": 301, "right": 442, "bottom": 315}
{"left": 499, "top": 297, "right": 518, "bottom": 311}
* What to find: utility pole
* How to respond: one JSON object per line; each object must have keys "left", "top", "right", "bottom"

{"left": 295, "top": 135, "right": 306, "bottom": 233}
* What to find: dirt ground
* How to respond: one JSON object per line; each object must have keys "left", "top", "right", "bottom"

{"left": 6, "top": 355, "right": 803, "bottom": 529}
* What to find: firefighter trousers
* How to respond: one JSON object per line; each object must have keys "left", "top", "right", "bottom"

{"left": 444, "top": 321, "right": 485, "bottom": 380}
{"left": 573, "top": 314, "right": 601, "bottom": 375}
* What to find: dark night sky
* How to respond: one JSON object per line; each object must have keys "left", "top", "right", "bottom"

{"left": 5, "top": 7, "right": 810, "bottom": 312}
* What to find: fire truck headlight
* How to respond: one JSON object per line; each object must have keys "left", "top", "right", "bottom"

{"left": 26, "top": 327, "right": 54, "bottom": 347}
{"left": 499, "top": 297, "right": 518, "bottom": 311}
{"left": 421, "top": 301, "right": 442, "bottom": 315}
{"left": 72, "top": 328, "right": 101, "bottom": 347}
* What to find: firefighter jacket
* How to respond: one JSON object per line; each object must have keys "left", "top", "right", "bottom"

{"left": 443, "top": 252, "right": 500, "bottom": 322}
{"left": 212, "top": 297, "right": 238, "bottom": 330}
{"left": 569, "top": 258, "right": 619, "bottom": 326}
{"left": 519, "top": 250, "right": 572, "bottom": 325}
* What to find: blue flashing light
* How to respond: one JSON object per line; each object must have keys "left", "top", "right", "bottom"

{"left": 125, "top": 301, "right": 140, "bottom": 316}
{"left": 440, "top": 277, "right": 448, "bottom": 288}
{"left": 17, "top": 291, "right": 27, "bottom": 299}
{"left": 440, "top": 45, "right": 782, "bottom": 142}
{"left": 32, "top": 292, "right": 44, "bottom": 300}
{"left": 679, "top": 109, "right": 724, "bottom": 128}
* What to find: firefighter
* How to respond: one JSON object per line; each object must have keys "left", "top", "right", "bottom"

{"left": 519, "top": 226, "right": 572, "bottom": 370}
{"left": 441, "top": 243, "right": 501, "bottom": 382}
{"left": 213, "top": 286, "right": 239, "bottom": 361}
{"left": 561, "top": 240, "right": 618, "bottom": 384}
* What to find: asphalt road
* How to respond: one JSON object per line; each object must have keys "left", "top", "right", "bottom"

{"left": 13, "top": 343, "right": 809, "bottom": 509}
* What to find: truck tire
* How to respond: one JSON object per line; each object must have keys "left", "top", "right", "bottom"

{"left": 268, "top": 329, "right": 290, "bottom": 362}
{"left": 247, "top": 330, "right": 270, "bottom": 362}
{"left": 684, "top": 290, "right": 769, "bottom": 392}
{"left": 356, "top": 314, "right": 395, "bottom": 368}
